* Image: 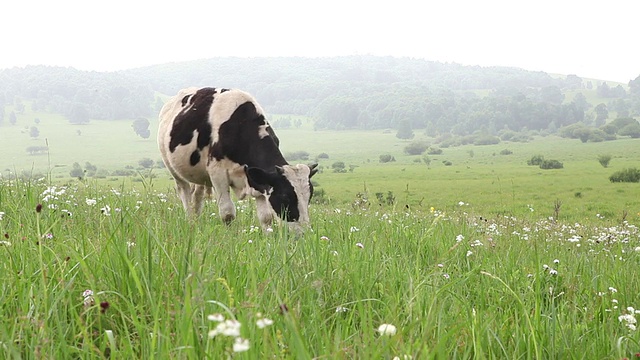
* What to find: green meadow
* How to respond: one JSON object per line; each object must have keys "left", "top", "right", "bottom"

{"left": 1, "top": 109, "right": 640, "bottom": 358}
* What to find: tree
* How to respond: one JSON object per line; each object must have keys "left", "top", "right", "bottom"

{"left": 618, "top": 123, "right": 640, "bottom": 138}
{"left": 395, "top": 119, "right": 414, "bottom": 139}
{"left": 29, "top": 126, "right": 39, "bottom": 138}
{"left": 138, "top": 158, "right": 154, "bottom": 169}
{"left": 594, "top": 103, "right": 608, "bottom": 127}
{"left": 9, "top": 111, "right": 17, "bottom": 125}
{"left": 70, "top": 162, "right": 84, "bottom": 178}
{"left": 132, "top": 117, "right": 151, "bottom": 139}
{"left": 69, "top": 103, "right": 90, "bottom": 124}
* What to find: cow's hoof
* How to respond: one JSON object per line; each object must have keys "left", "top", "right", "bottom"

{"left": 222, "top": 214, "right": 235, "bottom": 225}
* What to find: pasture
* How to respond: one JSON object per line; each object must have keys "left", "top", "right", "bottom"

{"left": 1, "top": 110, "right": 640, "bottom": 358}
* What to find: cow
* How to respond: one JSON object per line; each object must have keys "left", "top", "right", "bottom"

{"left": 157, "top": 87, "right": 317, "bottom": 232}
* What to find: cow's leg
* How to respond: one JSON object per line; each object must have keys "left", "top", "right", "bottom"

{"left": 255, "top": 195, "right": 274, "bottom": 230}
{"left": 191, "top": 184, "right": 207, "bottom": 216}
{"left": 174, "top": 178, "right": 194, "bottom": 215}
{"left": 210, "top": 170, "right": 236, "bottom": 224}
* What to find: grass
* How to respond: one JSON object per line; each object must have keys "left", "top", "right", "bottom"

{"left": 2, "top": 107, "right": 640, "bottom": 357}
{"left": 1, "top": 177, "right": 640, "bottom": 358}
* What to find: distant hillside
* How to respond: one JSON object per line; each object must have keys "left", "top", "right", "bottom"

{"left": 1, "top": 56, "right": 638, "bottom": 135}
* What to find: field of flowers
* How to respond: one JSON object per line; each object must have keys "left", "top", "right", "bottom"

{"left": 1, "top": 177, "right": 640, "bottom": 359}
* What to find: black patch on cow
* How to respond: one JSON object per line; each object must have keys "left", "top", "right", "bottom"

{"left": 266, "top": 125, "right": 280, "bottom": 147}
{"left": 190, "top": 150, "right": 201, "bottom": 166}
{"left": 219, "top": 88, "right": 230, "bottom": 93}
{"left": 209, "top": 101, "right": 287, "bottom": 168}
{"left": 169, "top": 88, "right": 216, "bottom": 153}
{"left": 181, "top": 95, "right": 191, "bottom": 107}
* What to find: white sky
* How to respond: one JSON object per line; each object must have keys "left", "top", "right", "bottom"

{"left": 1, "top": 0, "right": 637, "bottom": 82}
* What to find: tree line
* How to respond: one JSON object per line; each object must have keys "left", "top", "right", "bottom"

{"left": 0, "top": 56, "right": 639, "bottom": 136}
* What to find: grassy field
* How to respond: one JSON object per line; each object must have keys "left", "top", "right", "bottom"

{"left": 1, "top": 107, "right": 640, "bottom": 358}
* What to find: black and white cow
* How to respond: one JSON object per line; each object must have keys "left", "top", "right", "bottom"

{"left": 158, "top": 87, "right": 317, "bottom": 231}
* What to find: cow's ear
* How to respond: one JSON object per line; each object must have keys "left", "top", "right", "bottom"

{"left": 245, "top": 166, "right": 276, "bottom": 193}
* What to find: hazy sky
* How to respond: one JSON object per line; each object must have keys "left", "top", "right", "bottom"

{"left": 1, "top": 0, "right": 637, "bottom": 82}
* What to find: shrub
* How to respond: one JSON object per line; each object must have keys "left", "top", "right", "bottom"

{"left": 597, "top": 154, "right": 612, "bottom": 168}
{"left": 404, "top": 141, "right": 429, "bottom": 155}
{"left": 427, "top": 147, "right": 443, "bottom": 155}
{"left": 540, "top": 159, "right": 563, "bottom": 169}
{"left": 69, "top": 162, "right": 84, "bottom": 178}
{"left": 609, "top": 168, "right": 640, "bottom": 183}
{"left": 499, "top": 149, "right": 513, "bottom": 155}
{"left": 331, "top": 161, "right": 346, "bottom": 173}
{"left": 527, "top": 155, "right": 545, "bottom": 166}
{"left": 138, "top": 158, "right": 155, "bottom": 169}
{"left": 285, "top": 151, "right": 310, "bottom": 161}
{"left": 317, "top": 153, "right": 329, "bottom": 159}
{"left": 473, "top": 135, "right": 501, "bottom": 145}
{"left": 26, "top": 146, "right": 49, "bottom": 155}
{"left": 379, "top": 154, "right": 396, "bottom": 163}
{"left": 442, "top": 160, "right": 453, "bottom": 166}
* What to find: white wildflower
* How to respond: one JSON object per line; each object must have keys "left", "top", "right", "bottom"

{"left": 377, "top": 323, "right": 397, "bottom": 336}
{"left": 232, "top": 337, "right": 250, "bottom": 352}
{"left": 466, "top": 250, "right": 473, "bottom": 257}
{"left": 456, "top": 234, "right": 464, "bottom": 242}
{"left": 208, "top": 319, "right": 241, "bottom": 338}
{"left": 256, "top": 318, "right": 274, "bottom": 329}
{"left": 350, "top": 226, "right": 360, "bottom": 232}
{"left": 355, "top": 242, "right": 364, "bottom": 249}
{"left": 207, "top": 313, "right": 225, "bottom": 322}
{"left": 335, "top": 306, "right": 349, "bottom": 313}
{"left": 85, "top": 199, "right": 97, "bottom": 206}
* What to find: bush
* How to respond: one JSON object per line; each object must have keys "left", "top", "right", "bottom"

{"left": 540, "top": 159, "right": 563, "bottom": 169}
{"left": 473, "top": 135, "right": 501, "bottom": 145}
{"left": 499, "top": 149, "right": 513, "bottom": 155}
{"left": 597, "top": 154, "right": 612, "bottom": 168}
{"left": 331, "top": 161, "right": 346, "bottom": 173}
{"left": 404, "top": 141, "right": 429, "bottom": 155}
{"left": 609, "top": 168, "right": 640, "bottom": 183}
{"left": 285, "top": 151, "right": 310, "bottom": 161}
{"left": 26, "top": 146, "right": 49, "bottom": 155}
{"left": 379, "top": 154, "right": 396, "bottom": 163}
{"left": 427, "top": 147, "right": 443, "bottom": 155}
{"left": 69, "top": 162, "right": 84, "bottom": 178}
{"left": 138, "top": 158, "right": 154, "bottom": 169}
{"left": 527, "top": 155, "right": 545, "bottom": 166}
{"left": 442, "top": 160, "right": 453, "bottom": 166}
{"left": 317, "top": 153, "right": 329, "bottom": 159}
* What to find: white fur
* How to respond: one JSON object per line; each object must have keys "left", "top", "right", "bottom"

{"left": 158, "top": 87, "right": 311, "bottom": 230}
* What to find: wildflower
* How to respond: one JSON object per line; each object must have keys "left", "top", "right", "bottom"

{"left": 466, "top": 250, "right": 473, "bottom": 257}
{"left": 377, "top": 323, "right": 397, "bottom": 336}
{"left": 85, "top": 198, "right": 97, "bottom": 206}
{"left": 609, "top": 287, "right": 618, "bottom": 293}
{"left": 101, "top": 205, "right": 111, "bottom": 216}
{"left": 279, "top": 303, "right": 289, "bottom": 314}
{"left": 455, "top": 234, "right": 464, "bottom": 242}
{"left": 350, "top": 226, "right": 360, "bottom": 232}
{"left": 127, "top": 241, "right": 136, "bottom": 248}
{"left": 437, "top": 263, "right": 444, "bottom": 268}
{"left": 256, "top": 318, "right": 274, "bottom": 329}
{"left": 458, "top": 201, "right": 466, "bottom": 206}
{"left": 232, "top": 337, "right": 250, "bottom": 352}
{"left": 36, "top": 204, "right": 43, "bottom": 213}
{"left": 208, "top": 319, "right": 241, "bottom": 338}
{"left": 355, "top": 242, "right": 364, "bottom": 249}
{"left": 470, "top": 240, "right": 483, "bottom": 247}
{"left": 430, "top": 207, "right": 435, "bottom": 213}
{"left": 553, "top": 259, "right": 560, "bottom": 264}
{"left": 208, "top": 313, "right": 225, "bottom": 322}
{"left": 266, "top": 227, "right": 274, "bottom": 233}
{"left": 443, "top": 273, "right": 450, "bottom": 279}
{"left": 0, "top": 240, "right": 11, "bottom": 246}
{"left": 543, "top": 264, "right": 549, "bottom": 270}
{"left": 82, "top": 289, "right": 94, "bottom": 307}
{"left": 320, "top": 236, "right": 330, "bottom": 241}
{"left": 43, "top": 233, "right": 54, "bottom": 240}
{"left": 0, "top": 211, "right": 5, "bottom": 220}
{"left": 100, "top": 301, "right": 110, "bottom": 313}
{"left": 335, "top": 306, "right": 349, "bottom": 313}
{"left": 549, "top": 269, "right": 558, "bottom": 275}
{"left": 619, "top": 313, "right": 637, "bottom": 331}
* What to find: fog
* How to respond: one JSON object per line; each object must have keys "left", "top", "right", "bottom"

{"left": 1, "top": 0, "right": 638, "bottom": 82}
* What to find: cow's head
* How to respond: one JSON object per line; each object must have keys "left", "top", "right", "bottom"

{"left": 245, "top": 163, "right": 318, "bottom": 226}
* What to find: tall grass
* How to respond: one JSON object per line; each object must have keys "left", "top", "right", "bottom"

{"left": 1, "top": 178, "right": 639, "bottom": 358}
